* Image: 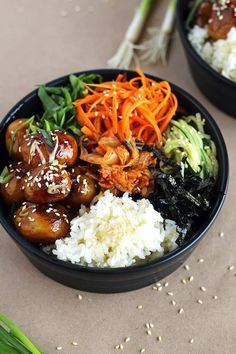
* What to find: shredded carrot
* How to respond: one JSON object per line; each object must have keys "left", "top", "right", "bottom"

{"left": 73, "top": 69, "right": 178, "bottom": 146}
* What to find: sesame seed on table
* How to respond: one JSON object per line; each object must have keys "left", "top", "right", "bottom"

{"left": 0, "top": 0, "right": 236, "bottom": 353}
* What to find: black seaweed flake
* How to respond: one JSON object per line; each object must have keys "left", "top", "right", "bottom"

{"left": 140, "top": 143, "right": 216, "bottom": 246}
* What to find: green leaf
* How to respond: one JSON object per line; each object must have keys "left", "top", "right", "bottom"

{"left": 80, "top": 73, "right": 102, "bottom": 83}
{"left": 67, "top": 124, "right": 82, "bottom": 136}
{"left": 41, "top": 130, "right": 53, "bottom": 148}
{"left": 69, "top": 74, "right": 84, "bottom": 100}
{"left": 44, "top": 120, "right": 52, "bottom": 132}
{"left": 44, "top": 87, "right": 63, "bottom": 95}
{"left": 38, "top": 86, "right": 59, "bottom": 112}
{"left": 61, "top": 87, "right": 72, "bottom": 106}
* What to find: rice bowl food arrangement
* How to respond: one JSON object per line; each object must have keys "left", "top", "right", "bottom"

{"left": 186, "top": 0, "right": 236, "bottom": 82}
{"left": 0, "top": 69, "right": 221, "bottom": 273}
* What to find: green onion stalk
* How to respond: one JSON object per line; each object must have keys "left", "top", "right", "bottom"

{"left": 107, "top": 0, "right": 153, "bottom": 69}
{"left": 136, "top": 0, "right": 177, "bottom": 64}
{"left": 0, "top": 314, "right": 44, "bottom": 354}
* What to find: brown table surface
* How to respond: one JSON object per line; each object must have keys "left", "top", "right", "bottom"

{"left": 0, "top": 1, "right": 235, "bottom": 353}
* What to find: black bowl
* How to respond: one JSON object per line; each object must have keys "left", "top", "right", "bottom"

{"left": 0, "top": 69, "right": 229, "bottom": 293}
{"left": 176, "top": 0, "right": 236, "bottom": 117}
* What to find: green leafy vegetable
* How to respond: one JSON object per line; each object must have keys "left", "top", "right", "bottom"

{"left": 37, "top": 73, "right": 102, "bottom": 137}
{"left": 0, "top": 313, "right": 44, "bottom": 354}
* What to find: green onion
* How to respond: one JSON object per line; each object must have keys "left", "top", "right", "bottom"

{"left": 9, "top": 116, "right": 35, "bottom": 157}
{"left": 0, "top": 166, "right": 13, "bottom": 184}
{"left": 0, "top": 314, "right": 44, "bottom": 354}
{"left": 136, "top": 0, "right": 177, "bottom": 64}
{"left": 107, "top": 0, "right": 153, "bottom": 69}
{"left": 185, "top": 0, "right": 204, "bottom": 29}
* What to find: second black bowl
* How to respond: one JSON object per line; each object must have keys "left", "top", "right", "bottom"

{"left": 176, "top": 0, "right": 236, "bottom": 118}
{"left": 0, "top": 69, "right": 229, "bottom": 293}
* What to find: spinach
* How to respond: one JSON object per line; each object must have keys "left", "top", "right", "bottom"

{"left": 37, "top": 73, "right": 102, "bottom": 137}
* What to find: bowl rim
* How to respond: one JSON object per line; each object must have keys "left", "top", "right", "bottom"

{"left": 0, "top": 68, "right": 229, "bottom": 274}
{"left": 176, "top": 0, "right": 236, "bottom": 88}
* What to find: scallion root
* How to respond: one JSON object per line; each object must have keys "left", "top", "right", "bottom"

{"left": 136, "top": 0, "right": 177, "bottom": 64}
{"left": 107, "top": 0, "right": 153, "bottom": 69}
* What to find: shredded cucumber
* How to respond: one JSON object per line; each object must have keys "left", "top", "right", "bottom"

{"left": 163, "top": 113, "right": 218, "bottom": 180}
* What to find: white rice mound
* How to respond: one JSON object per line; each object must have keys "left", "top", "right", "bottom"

{"left": 188, "top": 25, "right": 236, "bottom": 82}
{"left": 53, "top": 191, "right": 179, "bottom": 268}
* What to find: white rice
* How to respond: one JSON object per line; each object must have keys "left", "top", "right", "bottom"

{"left": 53, "top": 191, "right": 179, "bottom": 268}
{"left": 188, "top": 25, "right": 236, "bottom": 82}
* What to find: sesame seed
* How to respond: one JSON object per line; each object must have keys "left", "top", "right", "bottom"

{"left": 115, "top": 344, "right": 120, "bottom": 349}
{"left": 140, "top": 349, "right": 145, "bottom": 353}
{"left": 5, "top": 183, "right": 9, "bottom": 188}
{"left": 189, "top": 276, "right": 194, "bottom": 282}
{"left": 178, "top": 308, "right": 184, "bottom": 314}
{"left": 171, "top": 300, "right": 176, "bottom": 306}
{"left": 56, "top": 347, "right": 62, "bottom": 351}
{"left": 213, "top": 295, "right": 218, "bottom": 300}
{"left": 157, "top": 336, "right": 162, "bottom": 342}
{"left": 77, "top": 294, "right": 82, "bottom": 300}
{"left": 228, "top": 265, "right": 234, "bottom": 271}
{"left": 72, "top": 341, "right": 78, "bottom": 346}
{"left": 189, "top": 338, "right": 194, "bottom": 344}
{"left": 156, "top": 282, "right": 161, "bottom": 287}
{"left": 146, "top": 330, "right": 152, "bottom": 336}
{"left": 149, "top": 323, "right": 154, "bottom": 328}
{"left": 164, "top": 282, "right": 169, "bottom": 287}
{"left": 145, "top": 323, "right": 150, "bottom": 329}
{"left": 184, "top": 264, "right": 190, "bottom": 271}
{"left": 124, "top": 337, "right": 130, "bottom": 343}
{"left": 158, "top": 286, "right": 162, "bottom": 292}
{"left": 200, "top": 286, "right": 206, "bottom": 292}
{"left": 198, "top": 258, "right": 204, "bottom": 263}
{"left": 137, "top": 305, "right": 143, "bottom": 309}
{"left": 219, "top": 231, "right": 224, "bottom": 237}
{"left": 197, "top": 299, "right": 203, "bottom": 305}
{"left": 119, "top": 344, "right": 124, "bottom": 350}
{"left": 181, "top": 279, "right": 187, "bottom": 284}
{"left": 167, "top": 292, "right": 174, "bottom": 296}
{"left": 152, "top": 286, "right": 157, "bottom": 290}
